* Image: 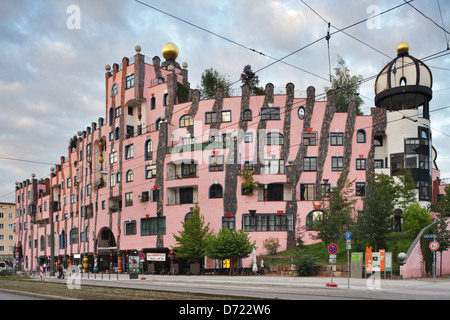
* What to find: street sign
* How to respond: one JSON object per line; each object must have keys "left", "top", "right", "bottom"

{"left": 346, "top": 240, "right": 351, "bottom": 250}
{"left": 328, "top": 244, "right": 338, "bottom": 255}
{"left": 329, "top": 254, "right": 336, "bottom": 263}
{"left": 138, "top": 252, "right": 146, "bottom": 260}
{"left": 429, "top": 241, "right": 439, "bottom": 251}
{"left": 424, "top": 234, "right": 434, "bottom": 239}
{"left": 346, "top": 232, "right": 351, "bottom": 240}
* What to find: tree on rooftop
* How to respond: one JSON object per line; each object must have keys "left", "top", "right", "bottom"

{"left": 240, "top": 65, "right": 260, "bottom": 95}
{"left": 199, "top": 68, "right": 232, "bottom": 99}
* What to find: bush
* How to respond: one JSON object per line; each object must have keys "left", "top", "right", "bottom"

{"left": 263, "top": 237, "right": 280, "bottom": 255}
{"left": 293, "top": 248, "right": 317, "bottom": 276}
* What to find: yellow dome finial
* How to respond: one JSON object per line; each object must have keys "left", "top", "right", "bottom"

{"left": 397, "top": 41, "right": 409, "bottom": 54}
{"left": 162, "top": 42, "right": 179, "bottom": 60}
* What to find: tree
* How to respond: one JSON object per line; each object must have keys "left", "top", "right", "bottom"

{"left": 172, "top": 205, "right": 212, "bottom": 263}
{"left": 402, "top": 202, "right": 434, "bottom": 238}
{"left": 206, "top": 228, "right": 255, "bottom": 274}
{"left": 431, "top": 214, "right": 450, "bottom": 276}
{"left": 311, "top": 170, "right": 356, "bottom": 248}
{"left": 69, "top": 135, "right": 78, "bottom": 150}
{"left": 354, "top": 174, "right": 398, "bottom": 251}
{"left": 325, "top": 55, "right": 364, "bottom": 115}
{"left": 199, "top": 68, "right": 232, "bottom": 99}
{"left": 240, "top": 65, "right": 259, "bottom": 94}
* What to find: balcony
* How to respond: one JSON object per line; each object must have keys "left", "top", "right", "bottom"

{"left": 167, "top": 186, "right": 198, "bottom": 205}
{"left": 167, "top": 161, "right": 198, "bottom": 180}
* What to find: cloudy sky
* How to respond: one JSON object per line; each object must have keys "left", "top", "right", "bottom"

{"left": 0, "top": 0, "right": 449, "bottom": 203}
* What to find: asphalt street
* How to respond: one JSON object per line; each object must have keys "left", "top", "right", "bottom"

{"left": 37, "top": 272, "right": 450, "bottom": 300}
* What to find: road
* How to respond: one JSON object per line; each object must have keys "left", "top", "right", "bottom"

{"left": 0, "top": 289, "right": 45, "bottom": 300}
{"left": 38, "top": 273, "right": 450, "bottom": 300}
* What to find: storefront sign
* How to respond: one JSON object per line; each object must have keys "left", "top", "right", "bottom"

{"left": 147, "top": 253, "right": 166, "bottom": 261}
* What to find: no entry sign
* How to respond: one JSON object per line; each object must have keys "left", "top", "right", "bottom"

{"left": 328, "top": 244, "right": 338, "bottom": 255}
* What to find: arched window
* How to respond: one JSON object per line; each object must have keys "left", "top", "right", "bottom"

{"left": 115, "top": 127, "right": 120, "bottom": 140}
{"left": 209, "top": 184, "right": 223, "bottom": 198}
{"left": 126, "top": 170, "right": 134, "bottom": 182}
{"left": 109, "top": 107, "right": 114, "bottom": 126}
{"left": 60, "top": 230, "right": 66, "bottom": 249}
{"left": 265, "top": 132, "right": 284, "bottom": 145}
{"left": 163, "top": 93, "right": 169, "bottom": 106}
{"left": 242, "top": 109, "right": 252, "bottom": 121}
{"left": 155, "top": 118, "right": 161, "bottom": 131}
{"left": 357, "top": 129, "right": 366, "bottom": 143}
{"left": 180, "top": 115, "right": 193, "bottom": 128}
{"left": 151, "top": 97, "right": 156, "bottom": 110}
{"left": 145, "top": 139, "right": 153, "bottom": 161}
{"left": 70, "top": 228, "right": 79, "bottom": 244}
{"left": 305, "top": 210, "right": 324, "bottom": 231}
{"left": 40, "top": 235, "right": 45, "bottom": 251}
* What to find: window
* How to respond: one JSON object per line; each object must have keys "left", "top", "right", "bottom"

{"left": 125, "top": 74, "right": 134, "bottom": 89}
{"left": 125, "top": 144, "right": 134, "bottom": 159}
{"left": 114, "top": 106, "right": 121, "bottom": 118}
{"left": 70, "top": 228, "right": 79, "bottom": 244}
{"left": 110, "top": 151, "right": 117, "bottom": 164}
{"left": 355, "top": 182, "right": 366, "bottom": 196}
{"left": 209, "top": 155, "right": 224, "bottom": 172}
{"left": 243, "top": 161, "right": 254, "bottom": 172}
{"left": 260, "top": 107, "right": 280, "bottom": 120}
{"left": 357, "top": 130, "right": 366, "bottom": 143}
{"left": 374, "top": 135, "right": 383, "bottom": 146}
{"left": 221, "top": 110, "right": 231, "bottom": 122}
{"left": 182, "top": 161, "right": 197, "bottom": 178}
{"left": 125, "top": 220, "right": 136, "bottom": 235}
{"left": 126, "top": 125, "right": 134, "bottom": 139}
{"left": 180, "top": 115, "right": 193, "bottom": 128}
{"left": 141, "top": 191, "right": 149, "bottom": 202}
{"left": 306, "top": 210, "right": 323, "bottom": 231}
{"left": 374, "top": 159, "right": 384, "bottom": 168}
{"left": 209, "top": 184, "right": 223, "bottom": 198}
{"left": 86, "top": 143, "right": 92, "bottom": 156}
{"left": 111, "top": 83, "right": 118, "bottom": 96}
{"left": 244, "top": 132, "right": 253, "bottom": 143}
{"left": 320, "top": 184, "right": 331, "bottom": 198}
{"left": 150, "top": 97, "right": 156, "bottom": 110}
{"left": 300, "top": 184, "right": 315, "bottom": 201}
{"left": 243, "top": 214, "right": 293, "bottom": 232}
{"left": 356, "top": 158, "right": 366, "bottom": 170}
{"left": 263, "top": 159, "right": 285, "bottom": 174}
{"left": 126, "top": 170, "right": 134, "bottom": 182}
{"left": 109, "top": 174, "right": 116, "bottom": 187}
{"left": 332, "top": 156, "right": 344, "bottom": 171}
{"left": 302, "top": 132, "right": 317, "bottom": 146}
{"left": 86, "top": 184, "right": 92, "bottom": 196}
{"left": 151, "top": 189, "right": 159, "bottom": 202}
{"left": 179, "top": 187, "right": 194, "bottom": 204}
{"left": 304, "top": 157, "right": 317, "bottom": 171}
{"left": 125, "top": 192, "right": 133, "bottom": 207}
{"left": 330, "top": 132, "right": 344, "bottom": 146}
{"left": 146, "top": 164, "right": 156, "bottom": 179}
{"left": 141, "top": 217, "right": 166, "bottom": 236}
{"left": 298, "top": 106, "right": 305, "bottom": 120}
{"left": 145, "top": 139, "right": 153, "bottom": 161}
{"left": 205, "top": 112, "right": 218, "bottom": 124}
{"left": 263, "top": 184, "right": 284, "bottom": 201}
{"left": 242, "top": 109, "right": 252, "bottom": 121}
{"left": 418, "top": 180, "right": 430, "bottom": 201}
{"left": 265, "top": 132, "right": 284, "bottom": 145}
{"left": 222, "top": 216, "right": 235, "bottom": 230}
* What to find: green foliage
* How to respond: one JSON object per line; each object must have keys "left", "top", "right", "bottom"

{"left": 206, "top": 228, "right": 255, "bottom": 261}
{"left": 177, "top": 82, "right": 190, "bottom": 103}
{"left": 69, "top": 135, "right": 78, "bottom": 149}
{"left": 240, "top": 65, "right": 259, "bottom": 94}
{"left": 430, "top": 184, "right": 450, "bottom": 218}
{"left": 325, "top": 55, "right": 364, "bottom": 115}
{"left": 238, "top": 168, "right": 258, "bottom": 195}
{"left": 263, "top": 237, "right": 280, "bottom": 255}
{"left": 293, "top": 247, "right": 317, "bottom": 276}
{"left": 402, "top": 202, "right": 433, "bottom": 238}
{"left": 311, "top": 170, "right": 356, "bottom": 246}
{"left": 172, "top": 205, "right": 212, "bottom": 263}
{"left": 199, "top": 68, "right": 231, "bottom": 99}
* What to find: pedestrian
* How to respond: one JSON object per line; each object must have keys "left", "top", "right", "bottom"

{"left": 57, "top": 264, "right": 64, "bottom": 279}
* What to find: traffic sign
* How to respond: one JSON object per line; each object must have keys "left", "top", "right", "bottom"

{"left": 328, "top": 244, "right": 338, "bottom": 255}
{"left": 429, "top": 241, "right": 439, "bottom": 251}
{"left": 138, "top": 252, "right": 146, "bottom": 260}
{"left": 424, "top": 234, "right": 434, "bottom": 239}
{"left": 346, "top": 232, "right": 351, "bottom": 240}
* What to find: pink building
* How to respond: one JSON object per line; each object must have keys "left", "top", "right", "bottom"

{"left": 14, "top": 42, "right": 444, "bottom": 275}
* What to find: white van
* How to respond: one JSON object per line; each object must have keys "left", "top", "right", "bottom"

{"left": 0, "top": 261, "right": 6, "bottom": 272}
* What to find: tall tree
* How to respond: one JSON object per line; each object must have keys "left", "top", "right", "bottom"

{"left": 354, "top": 174, "right": 398, "bottom": 251}
{"left": 240, "top": 65, "right": 260, "bottom": 94}
{"left": 325, "top": 55, "right": 364, "bottom": 115}
{"left": 199, "top": 68, "right": 232, "bottom": 99}
{"left": 172, "top": 205, "right": 212, "bottom": 263}
{"left": 311, "top": 170, "right": 356, "bottom": 248}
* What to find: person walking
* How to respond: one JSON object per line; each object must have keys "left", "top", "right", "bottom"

{"left": 57, "top": 264, "right": 64, "bottom": 279}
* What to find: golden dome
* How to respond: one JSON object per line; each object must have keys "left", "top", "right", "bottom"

{"left": 396, "top": 41, "right": 409, "bottom": 54}
{"left": 162, "top": 42, "right": 179, "bottom": 60}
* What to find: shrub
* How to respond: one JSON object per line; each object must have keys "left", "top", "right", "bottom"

{"left": 263, "top": 237, "right": 280, "bottom": 255}
{"left": 293, "top": 248, "right": 317, "bottom": 276}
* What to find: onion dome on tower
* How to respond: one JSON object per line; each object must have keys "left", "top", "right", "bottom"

{"left": 161, "top": 42, "right": 181, "bottom": 69}
{"left": 374, "top": 42, "right": 433, "bottom": 119}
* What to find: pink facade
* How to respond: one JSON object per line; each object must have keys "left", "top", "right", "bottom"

{"left": 14, "top": 43, "right": 444, "bottom": 274}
